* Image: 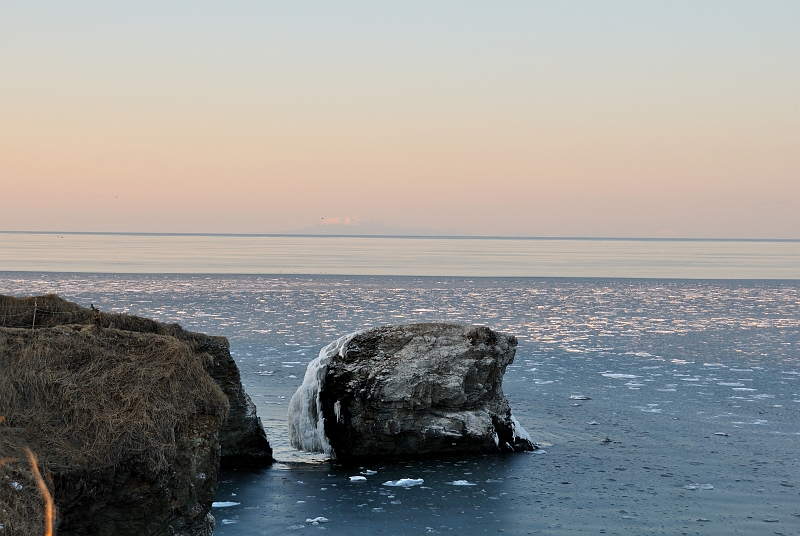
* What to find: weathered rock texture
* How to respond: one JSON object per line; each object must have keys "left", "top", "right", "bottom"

{"left": 0, "top": 294, "right": 272, "bottom": 536}
{"left": 289, "top": 323, "right": 534, "bottom": 464}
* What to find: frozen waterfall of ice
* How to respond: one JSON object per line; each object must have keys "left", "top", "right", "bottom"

{"left": 288, "top": 331, "right": 360, "bottom": 455}
{"left": 510, "top": 414, "right": 532, "bottom": 443}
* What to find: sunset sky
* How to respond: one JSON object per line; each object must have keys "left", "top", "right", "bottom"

{"left": 1, "top": 1, "right": 798, "bottom": 238}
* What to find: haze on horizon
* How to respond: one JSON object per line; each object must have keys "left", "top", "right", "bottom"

{"left": 1, "top": 2, "right": 798, "bottom": 239}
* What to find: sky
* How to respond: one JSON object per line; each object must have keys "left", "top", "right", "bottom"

{"left": 1, "top": 1, "right": 798, "bottom": 238}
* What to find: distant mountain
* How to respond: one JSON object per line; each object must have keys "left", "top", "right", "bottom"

{"left": 288, "top": 216, "right": 440, "bottom": 236}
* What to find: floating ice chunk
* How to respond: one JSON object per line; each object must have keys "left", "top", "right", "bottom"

{"left": 510, "top": 414, "right": 531, "bottom": 443}
{"left": 212, "top": 501, "right": 241, "bottom": 508}
{"left": 360, "top": 470, "right": 377, "bottom": 475}
{"left": 288, "top": 331, "right": 361, "bottom": 455}
{"left": 383, "top": 478, "right": 424, "bottom": 487}
{"left": 601, "top": 373, "right": 639, "bottom": 379}
{"left": 349, "top": 476, "right": 367, "bottom": 482}
{"left": 221, "top": 519, "right": 240, "bottom": 524}
{"left": 569, "top": 395, "right": 590, "bottom": 400}
{"left": 305, "top": 517, "right": 330, "bottom": 525}
{"left": 450, "top": 480, "right": 476, "bottom": 486}
{"left": 683, "top": 483, "right": 714, "bottom": 491}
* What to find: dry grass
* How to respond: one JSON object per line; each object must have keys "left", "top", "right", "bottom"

{"left": 0, "top": 295, "right": 230, "bottom": 535}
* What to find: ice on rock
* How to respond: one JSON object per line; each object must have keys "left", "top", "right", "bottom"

{"left": 288, "top": 331, "right": 360, "bottom": 454}
{"left": 510, "top": 414, "right": 531, "bottom": 443}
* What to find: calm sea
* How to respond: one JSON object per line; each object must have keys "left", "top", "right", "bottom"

{"left": 1, "top": 232, "right": 799, "bottom": 279}
{"left": 1, "top": 234, "right": 799, "bottom": 534}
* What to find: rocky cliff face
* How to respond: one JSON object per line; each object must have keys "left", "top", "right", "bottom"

{"left": 0, "top": 294, "right": 272, "bottom": 536}
{"left": 289, "top": 323, "right": 534, "bottom": 464}
{"left": 0, "top": 325, "right": 226, "bottom": 536}
{"left": 174, "top": 332, "right": 273, "bottom": 468}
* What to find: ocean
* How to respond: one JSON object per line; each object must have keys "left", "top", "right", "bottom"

{"left": 1, "top": 235, "right": 799, "bottom": 534}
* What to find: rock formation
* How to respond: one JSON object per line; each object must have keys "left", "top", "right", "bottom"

{"left": 0, "top": 294, "right": 272, "bottom": 535}
{"left": 288, "top": 323, "right": 534, "bottom": 464}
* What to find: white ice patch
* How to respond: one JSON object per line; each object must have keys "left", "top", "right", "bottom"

{"left": 449, "top": 480, "right": 476, "bottom": 486}
{"left": 601, "top": 372, "right": 639, "bottom": 379}
{"left": 510, "top": 414, "right": 532, "bottom": 443}
{"left": 288, "top": 331, "right": 361, "bottom": 455}
{"left": 211, "top": 501, "right": 241, "bottom": 508}
{"left": 383, "top": 478, "right": 424, "bottom": 487}
{"left": 349, "top": 476, "right": 367, "bottom": 482}
{"left": 305, "top": 517, "right": 330, "bottom": 525}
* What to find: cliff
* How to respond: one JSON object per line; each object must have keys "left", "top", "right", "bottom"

{"left": 0, "top": 294, "right": 272, "bottom": 535}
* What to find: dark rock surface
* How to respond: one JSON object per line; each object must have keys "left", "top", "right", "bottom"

{"left": 289, "top": 323, "right": 534, "bottom": 464}
{"left": 184, "top": 333, "right": 273, "bottom": 469}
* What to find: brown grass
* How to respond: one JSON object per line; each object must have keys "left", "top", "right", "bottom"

{"left": 0, "top": 295, "right": 230, "bottom": 534}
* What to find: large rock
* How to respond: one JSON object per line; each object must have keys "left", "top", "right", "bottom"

{"left": 288, "top": 323, "right": 534, "bottom": 464}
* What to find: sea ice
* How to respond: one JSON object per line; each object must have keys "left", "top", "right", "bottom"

{"left": 449, "top": 480, "right": 476, "bottom": 486}
{"left": 212, "top": 501, "right": 241, "bottom": 508}
{"left": 383, "top": 478, "right": 424, "bottom": 487}
{"left": 349, "top": 476, "right": 367, "bottom": 482}
{"left": 305, "top": 517, "right": 330, "bottom": 525}
{"left": 288, "top": 331, "right": 361, "bottom": 455}
{"left": 602, "top": 373, "right": 639, "bottom": 379}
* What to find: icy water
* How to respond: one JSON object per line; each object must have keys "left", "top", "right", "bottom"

{"left": 1, "top": 274, "right": 799, "bottom": 535}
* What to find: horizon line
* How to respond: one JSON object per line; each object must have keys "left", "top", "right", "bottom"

{"left": 1, "top": 230, "right": 798, "bottom": 243}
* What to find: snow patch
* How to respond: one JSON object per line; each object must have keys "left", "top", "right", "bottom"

{"left": 288, "top": 331, "right": 360, "bottom": 455}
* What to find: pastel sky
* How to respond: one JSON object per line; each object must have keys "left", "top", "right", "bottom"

{"left": 1, "top": 1, "right": 798, "bottom": 237}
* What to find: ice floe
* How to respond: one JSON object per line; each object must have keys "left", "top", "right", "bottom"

{"left": 383, "top": 478, "right": 424, "bottom": 487}
{"left": 212, "top": 501, "right": 241, "bottom": 508}
{"left": 449, "top": 480, "right": 476, "bottom": 486}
